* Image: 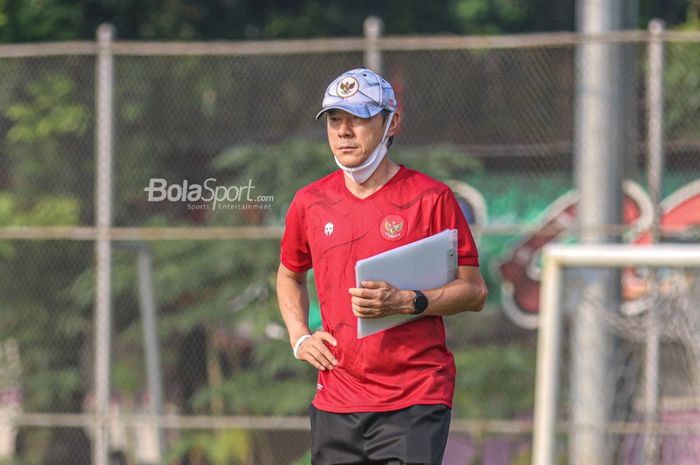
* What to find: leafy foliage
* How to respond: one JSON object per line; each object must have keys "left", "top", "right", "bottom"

{"left": 0, "top": 0, "right": 578, "bottom": 43}
{"left": 0, "top": 0, "right": 695, "bottom": 45}
{"left": 4, "top": 70, "right": 92, "bottom": 206}
{"left": 665, "top": 13, "right": 700, "bottom": 138}
{"left": 1, "top": 1, "right": 698, "bottom": 461}
{"left": 453, "top": 344, "right": 537, "bottom": 418}
{"left": 1, "top": 68, "right": 91, "bottom": 416}
{"left": 166, "top": 430, "right": 251, "bottom": 465}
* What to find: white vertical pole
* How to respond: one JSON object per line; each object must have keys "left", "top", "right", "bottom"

{"left": 572, "top": 1, "right": 624, "bottom": 463}
{"left": 94, "top": 22, "right": 115, "bottom": 465}
{"left": 532, "top": 253, "right": 563, "bottom": 465}
{"left": 136, "top": 246, "right": 165, "bottom": 463}
{"left": 363, "top": 16, "right": 383, "bottom": 74}
{"left": 647, "top": 19, "right": 666, "bottom": 240}
{"left": 643, "top": 18, "right": 665, "bottom": 465}
{"left": 621, "top": 0, "right": 640, "bottom": 177}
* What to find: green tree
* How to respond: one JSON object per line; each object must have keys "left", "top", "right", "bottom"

{"left": 665, "top": 1, "right": 700, "bottom": 138}
{"left": 0, "top": 63, "right": 93, "bottom": 465}
{"left": 0, "top": 0, "right": 697, "bottom": 45}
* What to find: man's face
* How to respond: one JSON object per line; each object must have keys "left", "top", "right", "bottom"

{"left": 326, "top": 110, "right": 395, "bottom": 168}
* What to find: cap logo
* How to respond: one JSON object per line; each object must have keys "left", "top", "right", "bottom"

{"left": 337, "top": 77, "right": 359, "bottom": 98}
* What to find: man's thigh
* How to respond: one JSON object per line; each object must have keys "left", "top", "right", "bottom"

{"left": 364, "top": 404, "right": 451, "bottom": 465}
{"left": 309, "top": 404, "right": 451, "bottom": 465}
{"left": 309, "top": 405, "right": 365, "bottom": 465}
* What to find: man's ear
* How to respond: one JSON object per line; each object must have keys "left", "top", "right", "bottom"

{"left": 388, "top": 112, "right": 400, "bottom": 135}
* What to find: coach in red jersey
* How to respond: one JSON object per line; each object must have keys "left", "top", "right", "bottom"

{"left": 276, "top": 68, "right": 488, "bottom": 465}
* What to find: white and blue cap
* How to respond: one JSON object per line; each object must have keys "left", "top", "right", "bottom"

{"left": 315, "top": 68, "right": 398, "bottom": 120}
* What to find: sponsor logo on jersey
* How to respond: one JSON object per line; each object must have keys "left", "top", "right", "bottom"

{"left": 381, "top": 215, "right": 406, "bottom": 241}
{"left": 324, "top": 222, "right": 334, "bottom": 236}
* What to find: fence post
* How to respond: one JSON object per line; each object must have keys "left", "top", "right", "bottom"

{"left": 643, "top": 18, "right": 665, "bottom": 465}
{"left": 363, "top": 16, "right": 383, "bottom": 74}
{"left": 647, "top": 19, "right": 665, "bottom": 241}
{"left": 572, "top": 1, "right": 626, "bottom": 464}
{"left": 94, "top": 22, "right": 115, "bottom": 465}
{"left": 136, "top": 245, "right": 165, "bottom": 463}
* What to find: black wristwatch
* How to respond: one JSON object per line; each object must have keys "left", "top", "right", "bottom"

{"left": 412, "top": 290, "right": 428, "bottom": 314}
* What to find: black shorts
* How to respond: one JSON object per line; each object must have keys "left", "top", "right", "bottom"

{"left": 309, "top": 403, "right": 451, "bottom": 465}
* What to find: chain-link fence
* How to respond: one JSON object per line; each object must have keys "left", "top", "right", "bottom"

{"left": 1, "top": 24, "right": 699, "bottom": 465}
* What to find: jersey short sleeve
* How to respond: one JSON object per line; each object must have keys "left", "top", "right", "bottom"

{"left": 280, "top": 196, "right": 313, "bottom": 272}
{"left": 431, "top": 188, "right": 479, "bottom": 266}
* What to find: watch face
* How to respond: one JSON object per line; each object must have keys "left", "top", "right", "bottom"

{"left": 414, "top": 291, "right": 428, "bottom": 314}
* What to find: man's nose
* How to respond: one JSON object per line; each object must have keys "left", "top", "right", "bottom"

{"left": 337, "top": 118, "right": 353, "bottom": 136}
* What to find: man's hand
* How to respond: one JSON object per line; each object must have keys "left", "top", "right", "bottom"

{"left": 348, "top": 280, "right": 414, "bottom": 319}
{"left": 294, "top": 331, "right": 338, "bottom": 371}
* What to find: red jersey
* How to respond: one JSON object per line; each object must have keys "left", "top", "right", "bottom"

{"left": 280, "top": 165, "right": 479, "bottom": 413}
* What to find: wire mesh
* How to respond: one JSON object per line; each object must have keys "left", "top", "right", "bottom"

{"left": 0, "top": 32, "right": 698, "bottom": 465}
{"left": 555, "top": 265, "right": 700, "bottom": 465}
{"left": 0, "top": 56, "right": 96, "bottom": 226}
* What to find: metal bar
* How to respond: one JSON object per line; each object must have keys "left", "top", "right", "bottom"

{"left": 1, "top": 30, "right": 700, "bottom": 60}
{"left": 110, "top": 37, "right": 365, "bottom": 56}
{"left": 0, "top": 227, "right": 98, "bottom": 240}
{"left": 572, "top": 2, "right": 626, "bottom": 463}
{"left": 559, "top": 420, "right": 700, "bottom": 435}
{"left": 109, "top": 226, "right": 284, "bottom": 240}
{"left": 106, "top": 30, "right": 699, "bottom": 55}
{"left": 93, "top": 23, "right": 115, "bottom": 465}
{"left": 5, "top": 136, "right": 700, "bottom": 158}
{"left": 363, "top": 16, "right": 383, "bottom": 73}
{"left": 620, "top": 0, "right": 641, "bottom": 185}
{"left": 0, "top": 226, "right": 283, "bottom": 240}
{"left": 545, "top": 244, "right": 700, "bottom": 266}
{"left": 643, "top": 272, "right": 661, "bottom": 465}
{"left": 6, "top": 413, "right": 700, "bottom": 435}
{"left": 647, "top": 19, "right": 666, "bottom": 242}
{"left": 4, "top": 225, "right": 697, "bottom": 241}
{"left": 643, "top": 19, "right": 666, "bottom": 465}
{"left": 532, "top": 254, "right": 563, "bottom": 465}
{"left": 0, "top": 42, "right": 96, "bottom": 57}
{"left": 136, "top": 246, "right": 165, "bottom": 462}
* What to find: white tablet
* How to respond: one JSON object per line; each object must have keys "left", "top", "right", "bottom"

{"left": 354, "top": 229, "right": 459, "bottom": 338}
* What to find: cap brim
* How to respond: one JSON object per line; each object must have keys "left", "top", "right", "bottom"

{"left": 315, "top": 103, "right": 383, "bottom": 120}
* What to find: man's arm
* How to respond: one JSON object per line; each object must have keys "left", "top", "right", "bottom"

{"left": 276, "top": 263, "right": 338, "bottom": 370}
{"left": 349, "top": 265, "right": 488, "bottom": 318}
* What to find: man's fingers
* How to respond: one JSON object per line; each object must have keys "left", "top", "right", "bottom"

{"left": 351, "top": 296, "right": 381, "bottom": 308}
{"left": 303, "top": 344, "right": 337, "bottom": 370}
{"left": 361, "top": 280, "right": 386, "bottom": 289}
{"left": 352, "top": 304, "right": 381, "bottom": 319}
{"left": 348, "top": 287, "right": 376, "bottom": 298}
{"left": 297, "top": 331, "right": 338, "bottom": 370}
{"left": 315, "top": 330, "right": 337, "bottom": 347}
{"left": 300, "top": 348, "right": 334, "bottom": 370}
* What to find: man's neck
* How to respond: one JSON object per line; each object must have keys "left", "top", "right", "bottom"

{"left": 343, "top": 158, "right": 400, "bottom": 199}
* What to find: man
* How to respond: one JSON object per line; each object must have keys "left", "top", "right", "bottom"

{"left": 276, "top": 68, "right": 488, "bottom": 465}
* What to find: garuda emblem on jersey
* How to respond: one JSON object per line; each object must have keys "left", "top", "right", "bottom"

{"left": 381, "top": 214, "right": 406, "bottom": 241}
